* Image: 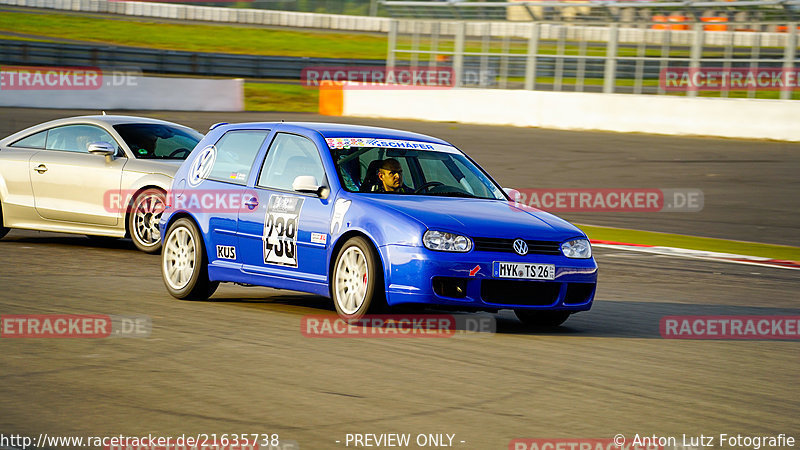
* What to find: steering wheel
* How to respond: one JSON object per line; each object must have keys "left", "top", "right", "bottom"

{"left": 168, "top": 148, "right": 191, "bottom": 158}
{"left": 414, "top": 181, "right": 444, "bottom": 194}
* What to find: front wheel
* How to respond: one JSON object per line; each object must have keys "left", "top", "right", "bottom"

{"left": 514, "top": 310, "right": 571, "bottom": 329}
{"left": 332, "top": 236, "right": 385, "bottom": 320}
{"left": 162, "top": 217, "right": 218, "bottom": 300}
{"left": 129, "top": 188, "right": 166, "bottom": 253}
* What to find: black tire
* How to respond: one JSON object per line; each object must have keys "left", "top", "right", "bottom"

{"left": 514, "top": 310, "right": 571, "bottom": 328}
{"left": 162, "top": 217, "right": 218, "bottom": 300}
{"left": 331, "top": 236, "right": 386, "bottom": 320}
{"left": 0, "top": 201, "right": 9, "bottom": 240}
{"left": 129, "top": 188, "right": 166, "bottom": 253}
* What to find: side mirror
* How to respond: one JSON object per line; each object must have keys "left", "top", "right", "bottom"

{"left": 88, "top": 142, "right": 116, "bottom": 157}
{"left": 502, "top": 187, "right": 522, "bottom": 202}
{"left": 292, "top": 175, "right": 329, "bottom": 199}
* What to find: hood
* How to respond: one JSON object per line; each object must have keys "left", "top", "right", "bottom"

{"left": 359, "top": 195, "right": 585, "bottom": 242}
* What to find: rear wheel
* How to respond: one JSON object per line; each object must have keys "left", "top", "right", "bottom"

{"left": 332, "top": 236, "right": 385, "bottom": 320}
{"left": 162, "top": 217, "right": 218, "bottom": 300}
{"left": 129, "top": 188, "right": 166, "bottom": 253}
{"left": 514, "top": 310, "right": 571, "bottom": 328}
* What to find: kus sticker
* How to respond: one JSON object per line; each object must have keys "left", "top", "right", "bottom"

{"left": 216, "top": 245, "right": 237, "bottom": 260}
{"left": 263, "top": 195, "right": 304, "bottom": 267}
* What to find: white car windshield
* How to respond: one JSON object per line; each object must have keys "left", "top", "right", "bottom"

{"left": 332, "top": 145, "right": 505, "bottom": 199}
{"left": 114, "top": 123, "right": 203, "bottom": 160}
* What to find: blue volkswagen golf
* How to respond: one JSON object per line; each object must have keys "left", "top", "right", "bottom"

{"left": 159, "top": 122, "right": 597, "bottom": 327}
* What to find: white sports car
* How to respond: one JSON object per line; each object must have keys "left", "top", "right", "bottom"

{"left": 0, "top": 115, "right": 203, "bottom": 252}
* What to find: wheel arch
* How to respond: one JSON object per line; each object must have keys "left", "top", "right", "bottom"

{"left": 124, "top": 185, "right": 166, "bottom": 238}
{"left": 163, "top": 211, "right": 213, "bottom": 262}
{"left": 328, "top": 230, "right": 388, "bottom": 295}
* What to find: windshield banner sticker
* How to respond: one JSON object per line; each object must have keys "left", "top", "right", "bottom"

{"left": 325, "top": 137, "right": 456, "bottom": 153}
{"left": 263, "top": 195, "right": 304, "bottom": 267}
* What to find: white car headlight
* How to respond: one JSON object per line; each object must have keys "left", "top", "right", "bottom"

{"left": 423, "top": 230, "right": 472, "bottom": 252}
{"left": 561, "top": 238, "right": 592, "bottom": 259}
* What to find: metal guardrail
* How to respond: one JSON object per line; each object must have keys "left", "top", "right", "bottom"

{"left": 388, "top": 19, "right": 800, "bottom": 99}
{"left": 0, "top": 39, "right": 384, "bottom": 79}
{"left": 380, "top": 0, "right": 800, "bottom": 24}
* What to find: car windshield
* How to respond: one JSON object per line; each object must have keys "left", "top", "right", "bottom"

{"left": 332, "top": 144, "right": 505, "bottom": 200}
{"left": 114, "top": 123, "right": 203, "bottom": 160}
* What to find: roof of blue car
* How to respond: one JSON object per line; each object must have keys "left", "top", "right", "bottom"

{"left": 221, "top": 122, "right": 452, "bottom": 145}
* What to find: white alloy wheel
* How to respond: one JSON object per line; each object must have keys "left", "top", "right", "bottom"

{"left": 163, "top": 224, "right": 196, "bottom": 291}
{"left": 335, "top": 246, "right": 369, "bottom": 315}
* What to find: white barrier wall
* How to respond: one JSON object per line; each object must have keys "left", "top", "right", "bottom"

{"left": 341, "top": 88, "right": 800, "bottom": 141}
{"left": 0, "top": 76, "right": 244, "bottom": 111}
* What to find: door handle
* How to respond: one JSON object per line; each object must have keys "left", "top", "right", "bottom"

{"left": 244, "top": 197, "right": 259, "bottom": 210}
{"left": 34, "top": 164, "right": 48, "bottom": 174}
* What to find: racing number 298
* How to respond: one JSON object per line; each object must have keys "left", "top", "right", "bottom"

{"left": 265, "top": 214, "right": 296, "bottom": 258}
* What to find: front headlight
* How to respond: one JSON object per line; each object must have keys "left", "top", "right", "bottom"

{"left": 423, "top": 230, "right": 472, "bottom": 252}
{"left": 561, "top": 238, "right": 592, "bottom": 258}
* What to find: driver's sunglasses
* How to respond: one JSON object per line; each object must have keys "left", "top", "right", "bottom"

{"left": 380, "top": 169, "right": 403, "bottom": 176}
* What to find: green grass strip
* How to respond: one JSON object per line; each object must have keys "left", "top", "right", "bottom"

{"left": 0, "top": 11, "right": 387, "bottom": 59}
{"left": 244, "top": 82, "right": 318, "bottom": 112}
{"left": 578, "top": 224, "right": 800, "bottom": 261}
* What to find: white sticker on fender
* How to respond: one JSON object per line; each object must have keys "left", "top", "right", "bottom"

{"left": 331, "top": 199, "right": 351, "bottom": 234}
{"left": 263, "top": 195, "right": 304, "bottom": 267}
{"left": 311, "top": 232, "right": 327, "bottom": 245}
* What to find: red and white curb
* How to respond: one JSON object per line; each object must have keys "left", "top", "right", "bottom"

{"left": 591, "top": 240, "right": 800, "bottom": 270}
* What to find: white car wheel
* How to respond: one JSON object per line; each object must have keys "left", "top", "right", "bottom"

{"left": 130, "top": 188, "right": 165, "bottom": 253}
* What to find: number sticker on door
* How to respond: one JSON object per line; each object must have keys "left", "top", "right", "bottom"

{"left": 263, "top": 195, "right": 304, "bottom": 267}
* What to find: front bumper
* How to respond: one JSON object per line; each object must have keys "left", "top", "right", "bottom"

{"left": 380, "top": 244, "right": 598, "bottom": 311}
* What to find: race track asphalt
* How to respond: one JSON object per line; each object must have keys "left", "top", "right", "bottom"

{"left": 0, "top": 108, "right": 797, "bottom": 450}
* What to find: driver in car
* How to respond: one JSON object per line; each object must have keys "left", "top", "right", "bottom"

{"left": 375, "top": 158, "right": 411, "bottom": 193}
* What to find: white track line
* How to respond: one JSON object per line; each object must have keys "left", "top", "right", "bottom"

{"left": 592, "top": 243, "right": 800, "bottom": 270}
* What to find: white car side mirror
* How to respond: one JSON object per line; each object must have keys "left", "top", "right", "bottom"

{"left": 293, "top": 175, "right": 329, "bottom": 199}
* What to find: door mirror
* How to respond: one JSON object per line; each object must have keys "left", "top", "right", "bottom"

{"left": 87, "top": 142, "right": 116, "bottom": 156}
{"left": 292, "top": 175, "right": 329, "bottom": 199}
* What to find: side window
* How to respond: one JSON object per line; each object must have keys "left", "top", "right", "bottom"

{"left": 10, "top": 130, "right": 47, "bottom": 149}
{"left": 207, "top": 130, "right": 270, "bottom": 185}
{"left": 45, "top": 125, "right": 116, "bottom": 153}
{"left": 258, "top": 133, "right": 326, "bottom": 191}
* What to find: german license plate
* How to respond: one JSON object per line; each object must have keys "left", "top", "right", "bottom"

{"left": 493, "top": 262, "right": 556, "bottom": 280}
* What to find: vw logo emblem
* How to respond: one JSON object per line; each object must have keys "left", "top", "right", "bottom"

{"left": 513, "top": 239, "right": 528, "bottom": 255}
{"left": 188, "top": 145, "right": 216, "bottom": 187}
